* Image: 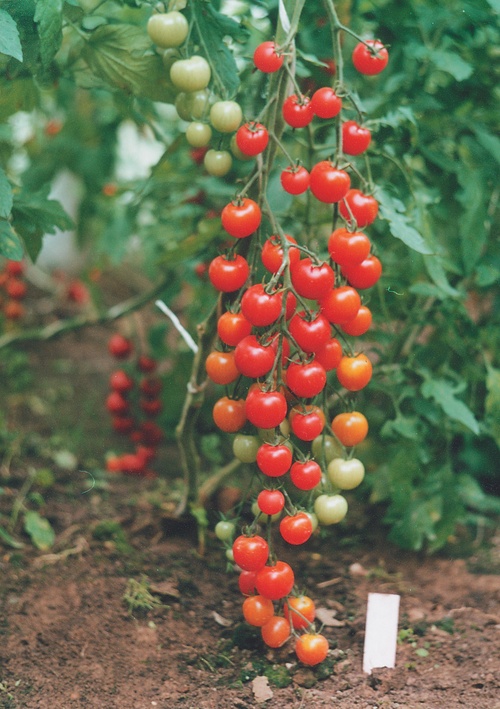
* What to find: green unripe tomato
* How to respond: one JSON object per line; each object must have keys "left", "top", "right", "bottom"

{"left": 215, "top": 520, "right": 236, "bottom": 542}
{"left": 314, "top": 494, "right": 348, "bottom": 525}
{"left": 210, "top": 100, "right": 242, "bottom": 133}
{"left": 311, "top": 435, "right": 342, "bottom": 464}
{"left": 170, "top": 56, "right": 211, "bottom": 92}
{"left": 186, "top": 121, "right": 212, "bottom": 147}
{"left": 233, "top": 434, "right": 260, "bottom": 463}
{"left": 204, "top": 149, "right": 232, "bottom": 176}
{"left": 327, "top": 457, "right": 365, "bottom": 490}
{"left": 304, "top": 511, "right": 319, "bottom": 532}
{"left": 147, "top": 12, "right": 188, "bottom": 49}
{"left": 226, "top": 548, "right": 235, "bottom": 562}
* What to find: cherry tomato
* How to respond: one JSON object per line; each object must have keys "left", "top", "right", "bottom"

{"left": 205, "top": 351, "right": 239, "bottom": 385}
{"left": 336, "top": 353, "right": 373, "bottom": 391}
{"left": 6, "top": 260, "right": 24, "bottom": 276}
{"left": 289, "top": 459, "right": 322, "bottom": 490}
{"left": 314, "top": 337, "right": 342, "bottom": 371}
{"left": 256, "top": 443, "right": 293, "bottom": 478}
{"left": 261, "top": 616, "right": 291, "bottom": 647}
{"left": 280, "top": 512, "right": 313, "bottom": 545}
{"left": 311, "top": 434, "right": 341, "bottom": 463}
{"left": 204, "top": 149, "right": 233, "bottom": 176}
{"left": 210, "top": 100, "right": 243, "bottom": 133}
{"left": 233, "top": 535, "right": 269, "bottom": 572}
{"left": 352, "top": 39, "right": 389, "bottom": 75}
{"left": 314, "top": 494, "right": 348, "bottom": 525}
{"left": 331, "top": 411, "right": 368, "bottom": 447}
{"left": 234, "top": 335, "right": 275, "bottom": 378}
{"left": 328, "top": 227, "right": 371, "bottom": 266}
{"left": 241, "top": 284, "right": 282, "bottom": 326}
{"left": 245, "top": 387, "right": 288, "bottom": 429}
{"left": 242, "top": 594, "right": 274, "bottom": 626}
{"left": 309, "top": 161, "right": 351, "bottom": 203}
{"left": 261, "top": 234, "right": 300, "bottom": 274}
{"left": 140, "top": 377, "right": 162, "bottom": 398}
{"left": 6, "top": 279, "right": 26, "bottom": 299}
{"left": 111, "top": 416, "right": 135, "bottom": 435}
{"left": 147, "top": 11, "right": 188, "bottom": 48}
{"left": 320, "top": 286, "right": 361, "bottom": 324}
{"left": 256, "top": 560, "right": 294, "bottom": 600}
{"left": 238, "top": 570, "right": 257, "bottom": 595}
{"left": 288, "top": 311, "right": 331, "bottom": 353}
{"left": 217, "top": 311, "right": 252, "bottom": 346}
{"left": 109, "top": 370, "right": 134, "bottom": 393}
{"left": 339, "top": 189, "right": 379, "bottom": 228}
{"left": 170, "top": 55, "right": 211, "bottom": 92}
{"left": 327, "top": 457, "right": 365, "bottom": 489}
{"left": 235, "top": 122, "right": 269, "bottom": 156}
{"left": 213, "top": 396, "right": 247, "bottom": 432}
{"left": 208, "top": 254, "right": 249, "bottom": 292}
{"left": 342, "top": 120, "right": 371, "bottom": 155}
{"left": 106, "top": 391, "right": 129, "bottom": 415}
{"left": 284, "top": 595, "right": 315, "bottom": 629}
{"left": 289, "top": 405, "right": 325, "bottom": 441}
{"left": 257, "top": 489, "right": 285, "bottom": 516}
{"left": 343, "top": 255, "right": 382, "bottom": 289}
{"left": 175, "top": 89, "right": 210, "bottom": 121}
{"left": 253, "top": 41, "right": 284, "bottom": 72}
{"left": 233, "top": 434, "right": 260, "bottom": 463}
{"left": 290, "top": 258, "right": 335, "bottom": 300}
{"left": 282, "top": 94, "right": 314, "bottom": 128}
{"left": 222, "top": 198, "right": 262, "bottom": 238}
{"left": 280, "top": 165, "right": 310, "bottom": 195}
{"left": 214, "top": 520, "right": 236, "bottom": 541}
{"left": 311, "top": 87, "right": 342, "bottom": 119}
{"left": 295, "top": 633, "right": 329, "bottom": 665}
{"left": 140, "top": 398, "right": 162, "bottom": 417}
{"left": 341, "top": 304, "right": 372, "bottom": 336}
{"left": 185, "top": 121, "right": 212, "bottom": 148}
{"left": 108, "top": 334, "right": 133, "bottom": 359}
{"left": 286, "top": 360, "right": 327, "bottom": 398}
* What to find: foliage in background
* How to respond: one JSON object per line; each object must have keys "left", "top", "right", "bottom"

{"left": 0, "top": 0, "right": 498, "bottom": 551}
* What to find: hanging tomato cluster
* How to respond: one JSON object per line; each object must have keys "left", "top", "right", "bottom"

{"left": 105, "top": 333, "right": 163, "bottom": 478}
{"left": 206, "top": 34, "right": 388, "bottom": 665}
{"left": 0, "top": 260, "right": 27, "bottom": 322}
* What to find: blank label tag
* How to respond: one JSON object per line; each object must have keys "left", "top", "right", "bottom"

{"left": 363, "top": 593, "right": 400, "bottom": 674}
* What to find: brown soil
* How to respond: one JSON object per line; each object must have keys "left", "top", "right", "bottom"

{"left": 1, "top": 310, "right": 499, "bottom": 709}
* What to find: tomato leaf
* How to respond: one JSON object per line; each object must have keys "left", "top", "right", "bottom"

{"left": 378, "top": 190, "right": 433, "bottom": 254}
{"left": 0, "top": 9, "right": 23, "bottom": 62}
{"left": 23, "top": 510, "right": 55, "bottom": 550}
{"left": 0, "top": 219, "right": 24, "bottom": 260}
{"left": 485, "top": 365, "right": 500, "bottom": 447}
{"left": 0, "top": 166, "right": 13, "bottom": 219}
{"left": 34, "top": 0, "right": 63, "bottom": 67}
{"left": 423, "top": 255, "right": 460, "bottom": 297}
{"left": 421, "top": 376, "right": 480, "bottom": 435}
{"left": 456, "top": 167, "right": 487, "bottom": 274}
{"left": 457, "top": 474, "right": 500, "bottom": 515}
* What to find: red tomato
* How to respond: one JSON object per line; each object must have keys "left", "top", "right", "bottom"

{"left": 5, "top": 260, "right": 24, "bottom": 276}
{"left": 140, "top": 377, "right": 162, "bottom": 398}
{"left": 261, "top": 234, "right": 300, "bottom": 274}
{"left": 137, "top": 355, "right": 157, "bottom": 373}
{"left": 314, "top": 337, "right": 343, "bottom": 371}
{"left": 235, "top": 122, "right": 269, "bottom": 156}
{"left": 282, "top": 94, "right": 314, "bottom": 128}
{"left": 140, "top": 398, "right": 162, "bottom": 417}
{"left": 342, "top": 120, "right": 371, "bottom": 155}
{"left": 280, "top": 165, "right": 310, "bottom": 195}
{"left": 290, "top": 258, "right": 335, "bottom": 300}
{"left": 217, "top": 311, "right": 252, "bottom": 346}
{"left": 233, "top": 535, "right": 269, "bottom": 572}
{"left": 311, "top": 87, "right": 342, "bottom": 119}
{"left": 336, "top": 354, "right": 373, "bottom": 391}
{"left": 234, "top": 335, "right": 275, "bottom": 378}
{"left": 245, "top": 387, "right": 288, "bottom": 429}
{"left": 309, "top": 161, "right": 351, "bottom": 203}
{"left": 343, "top": 255, "right": 382, "bottom": 289}
{"left": 238, "top": 570, "right": 257, "bottom": 595}
{"left": 320, "top": 286, "right": 361, "bottom": 324}
{"left": 205, "top": 351, "right": 240, "bottom": 385}
{"left": 253, "top": 41, "right": 284, "bottom": 72}
{"left": 261, "top": 616, "right": 291, "bottom": 648}
{"left": 109, "top": 370, "right": 134, "bottom": 393}
{"left": 286, "top": 360, "right": 327, "bottom": 398}
{"left": 284, "top": 595, "right": 315, "bottom": 629}
{"left": 106, "top": 391, "right": 129, "bottom": 415}
{"left": 331, "top": 410, "right": 369, "bottom": 447}
{"left": 3, "top": 300, "right": 24, "bottom": 320}
{"left": 111, "top": 416, "right": 135, "bottom": 435}
{"left": 352, "top": 39, "right": 389, "bottom": 75}
{"left": 288, "top": 311, "right": 331, "bottom": 353}
{"left": 340, "top": 304, "right": 372, "bottom": 336}
{"left": 280, "top": 512, "right": 313, "bottom": 545}
{"left": 242, "top": 595, "right": 274, "bottom": 626}
{"left": 213, "top": 396, "right": 247, "bottom": 432}
{"left": 295, "top": 633, "right": 329, "bottom": 665}
{"left": 339, "top": 189, "right": 379, "bottom": 228}
{"left": 328, "top": 227, "right": 371, "bottom": 266}
{"left": 221, "top": 198, "right": 262, "bottom": 238}
{"left": 241, "top": 284, "right": 282, "bottom": 326}
{"left": 256, "top": 560, "right": 294, "bottom": 600}
{"left": 257, "top": 489, "right": 285, "bottom": 516}
{"left": 256, "top": 443, "right": 293, "bottom": 478}
{"left": 6, "top": 279, "right": 27, "bottom": 300}
{"left": 209, "top": 254, "right": 249, "bottom": 292}
{"left": 289, "top": 405, "right": 325, "bottom": 441}
{"left": 289, "top": 459, "right": 322, "bottom": 490}
{"left": 108, "top": 334, "right": 133, "bottom": 359}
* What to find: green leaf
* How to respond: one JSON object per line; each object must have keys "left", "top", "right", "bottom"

{"left": 34, "top": 0, "right": 63, "bottom": 67}
{"left": 423, "top": 255, "right": 460, "bottom": 297}
{"left": 456, "top": 168, "right": 487, "bottom": 274}
{"left": 0, "top": 525, "right": 24, "bottom": 549}
{"left": 378, "top": 190, "right": 433, "bottom": 254}
{"left": 24, "top": 510, "right": 55, "bottom": 550}
{"left": 0, "top": 166, "right": 13, "bottom": 218}
{"left": 80, "top": 24, "right": 176, "bottom": 102}
{"left": 485, "top": 365, "right": 500, "bottom": 447}
{"left": 485, "top": 0, "right": 500, "bottom": 13}
{"left": 0, "top": 219, "right": 24, "bottom": 260}
{"left": 457, "top": 474, "right": 500, "bottom": 514}
{"left": 0, "top": 77, "right": 40, "bottom": 122}
{"left": 421, "top": 376, "right": 480, "bottom": 435}
{"left": 0, "top": 9, "right": 23, "bottom": 62}
{"left": 428, "top": 48, "right": 474, "bottom": 81}
{"left": 473, "top": 128, "right": 500, "bottom": 165}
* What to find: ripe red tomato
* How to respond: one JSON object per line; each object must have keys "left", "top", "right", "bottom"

{"left": 256, "top": 443, "right": 293, "bottom": 477}
{"left": 309, "top": 161, "right": 351, "bottom": 203}
{"left": 6, "top": 279, "right": 27, "bottom": 300}
{"left": 208, "top": 254, "right": 249, "bottom": 292}
{"left": 280, "top": 512, "right": 313, "bottom": 545}
{"left": 221, "top": 198, "right": 262, "bottom": 238}
{"left": 234, "top": 335, "right": 275, "bottom": 378}
{"left": 213, "top": 396, "right": 247, "bottom": 432}
{"left": 106, "top": 391, "right": 129, "bottom": 415}
{"left": 342, "top": 120, "right": 371, "bottom": 155}
{"left": 238, "top": 570, "right": 257, "bottom": 595}
{"left": 205, "top": 351, "right": 240, "bottom": 385}
{"left": 139, "top": 421, "right": 163, "bottom": 445}
{"left": 352, "top": 39, "right": 389, "bottom": 75}
{"left": 109, "top": 370, "right": 134, "bottom": 393}
{"left": 339, "top": 189, "right": 379, "bottom": 228}
{"left": 108, "top": 334, "right": 133, "bottom": 359}
{"left": 343, "top": 255, "right": 382, "bottom": 289}
{"left": 242, "top": 594, "right": 274, "bottom": 626}
{"left": 289, "top": 405, "right": 325, "bottom": 441}
{"left": 6, "top": 260, "right": 24, "bottom": 277}
{"left": 235, "top": 122, "right": 269, "bottom": 156}
{"left": 282, "top": 94, "right": 314, "bottom": 128}
{"left": 257, "top": 489, "right": 285, "bottom": 516}
{"left": 311, "top": 87, "right": 342, "bottom": 119}
{"left": 140, "top": 398, "right": 162, "bottom": 417}
{"left": 314, "top": 337, "right": 342, "bottom": 371}
{"left": 233, "top": 535, "right": 269, "bottom": 572}
{"left": 245, "top": 387, "right": 288, "bottom": 429}
{"left": 241, "top": 284, "right": 282, "bottom": 326}
{"left": 280, "top": 165, "right": 310, "bottom": 195}
{"left": 336, "top": 353, "right": 373, "bottom": 391}
{"left": 3, "top": 300, "right": 24, "bottom": 320}
{"left": 217, "top": 311, "right": 252, "bottom": 346}
{"left": 295, "top": 633, "right": 329, "bottom": 665}
{"left": 290, "top": 258, "right": 335, "bottom": 300}
{"left": 288, "top": 311, "right": 331, "bottom": 353}
{"left": 256, "top": 560, "right": 294, "bottom": 600}
{"left": 284, "top": 595, "right": 315, "bottom": 629}
{"left": 289, "top": 459, "right": 322, "bottom": 490}
{"left": 340, "top": 304, "right": 372, "bottom": 336}
{"left": 320, "top": 286, "right": 361, "bottom": 324}
{"left": 111, "top": 416, "right": 135, "bottom": 435}
{"left": 253, "top": 41, "right": 283, "bottom": 73}
{"left": 286, "top": 360, "right": 327, "bottom": 398}
{"left": 137, "top": 355, "right": 157, "bottom": 373}
{"left": 261, "top": 234, "right": 300, "bottom": 273}
{"left": 140, "top": 377, "right": 162, "bottom": 398}
{"left": 331, "top": 410, "right": 368, "bottom": 447}
{"left": 261, "top": 616, "right": 291, "bottom": 648}
{"left": 328, "top": 227, "right": 371, "bottom": 266}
